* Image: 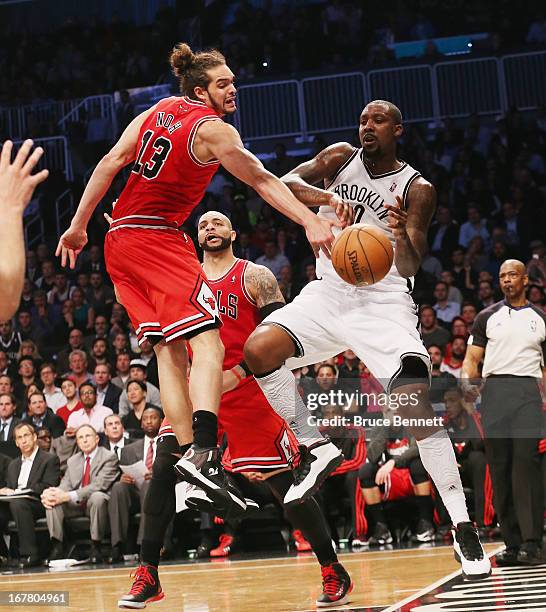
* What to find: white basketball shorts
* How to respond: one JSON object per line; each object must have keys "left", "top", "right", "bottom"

{"left": 262, "top": 278, "right": 430, "bottom": 392}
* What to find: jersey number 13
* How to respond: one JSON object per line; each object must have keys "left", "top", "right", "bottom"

{"left": 132, "top": 129, "right": 172, "bottom": 180}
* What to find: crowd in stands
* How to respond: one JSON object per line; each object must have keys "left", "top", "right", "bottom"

{"left": 1, "top": 0, "right": 543, "bottom": 106}
{"left": 0, "top": 99, "right": 545, "bottom": 563}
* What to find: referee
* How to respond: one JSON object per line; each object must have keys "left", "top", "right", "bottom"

{"left": 462, "top": 259, "right": 545, "bottom": 566}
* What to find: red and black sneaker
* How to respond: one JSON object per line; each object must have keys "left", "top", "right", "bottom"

{"left": 118, "top": 564, "right": 165, "bottom": 609}
{"left": 210, "top": 534, "right": 235, "bottom": 558}
{"left": 316, "top": 562, "right": 353, "bottom": 608}
{"left": 292, "top": 529, "right": 312, "bottom": 553}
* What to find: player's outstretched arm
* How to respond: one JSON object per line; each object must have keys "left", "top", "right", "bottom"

{"left": 384, "top": 177, "right": 436, "bottom": 278}
{"left": 282, "top": 143, "right": 355, "bottom": 227}
{"left": 56, "top": 106, "right": 155, "bottom": 268}
{"left": 0, "top": 140, "right": 49, "bottom": 319}
{"left": 196, "top": 120, "right": 341, "bottom": 259}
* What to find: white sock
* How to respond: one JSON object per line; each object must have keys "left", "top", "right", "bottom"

{"left": 417, "top": 429, "right": 470, "bottom": 526}
{"left": 255, "top": 366, "right": 324, "bottom": 446}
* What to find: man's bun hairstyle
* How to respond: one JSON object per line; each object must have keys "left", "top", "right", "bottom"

{"left": 169, "top": 42, "right": 226, "bottom": 98}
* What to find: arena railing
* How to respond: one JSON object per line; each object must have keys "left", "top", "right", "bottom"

{"left": 57, "top": 95, "right": 118, "bottom": 141}
{"left": 12, "top": 136, "right": 73, "bottom": 182}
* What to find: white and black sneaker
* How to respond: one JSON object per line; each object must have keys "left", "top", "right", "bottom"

{"left": 174, "top": 445, "right": 247, "bottom": 519}
{"left": 284, "top": 440, "right": 343, "bottom": 507}
{"left": 453, "top": 522, "right": 492, "bottom": 580}
{"left": 368, "top": 522, "right": 393, "bottom": 546}
{"left": 412, "top": 519, "right": 435, "bottom": 543}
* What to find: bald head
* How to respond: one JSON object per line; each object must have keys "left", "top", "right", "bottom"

{"left": 499, "top": 259, "right": 525, "bottom": 275}
{"left": 198, "top": 210, "right": 235, "bottom": 253}
{"left": 364, "top": 100, "right": 403, "bottom": 125}
{"left": 499, "top": 258, "right": 528, "bottom": 303}
{"left": 198, "top": 210, "right": 232, "bottom": 230}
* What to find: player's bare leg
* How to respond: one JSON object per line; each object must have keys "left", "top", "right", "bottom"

{"left": 390, "top": 358, "right": 491, "bottom": 580}
{"left": 174, "top": 329, "right": 246, "bottom": 516}
{"left": 153, "top": 338, "right": 193, "bottom": 444}
{"left": 244, "top": 325, "right": 343, "bottom": 506}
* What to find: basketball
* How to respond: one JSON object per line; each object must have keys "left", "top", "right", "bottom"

{"left": 331, "top": 224, "right": 394, "bottom": 286}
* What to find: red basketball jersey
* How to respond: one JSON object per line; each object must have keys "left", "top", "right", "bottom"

{"left": 208, "top": 258, "right": 259, "bottom": 370}
{"left": 113, "top": 96, "right": 222, "bottom": 226}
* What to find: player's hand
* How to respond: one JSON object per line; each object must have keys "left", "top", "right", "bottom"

{"left": 55, "top": 224, "right": 88, "bottom": 269}
{"left": 222, "top": 366, "right": 245, "bottom": 394}
{"left": 375, "top": 459, "right": 395, "bottom": 486}
{"left": 384, "top": 195, "right": 408, "bottom": 241}
{"left": 304, "top": 215, "right": 341, "bottom": 259}
{"left": 327, "top": 193, "right": 353, "bottom": 228}
{"left": 0, "top": 139, "right": 49, "bottom": 215}
{"left": 103, "top": 199, "right": 117, "bottom": 226}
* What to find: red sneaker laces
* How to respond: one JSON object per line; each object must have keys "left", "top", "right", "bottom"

{"left": 321, "top": 564, "right": 341, "bottom": 596}
{"left": 129, "top": 566, "right": 156, "bottom": 594}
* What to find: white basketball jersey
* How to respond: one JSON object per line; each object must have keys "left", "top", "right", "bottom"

{"left": 317, "top": 148, "right": 421, "bottom": 293}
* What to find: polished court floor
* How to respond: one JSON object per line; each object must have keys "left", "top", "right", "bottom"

{"left": 0, "top": 543, "right": 509, "bottom": 612}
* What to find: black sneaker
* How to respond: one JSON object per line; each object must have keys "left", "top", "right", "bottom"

{"left": 118, "top": 564, "right": 165, "bottom": 608}
{"left": 316, "top": 562, "right": 353, "bottom": 607}
{"left": 284, "top": 440, "right": 343, "bottom": 507}
{"left": 495, "top": 547, "right": 520, "bottom": 567}
{"left": 517, "top": 543, "right": 543, "bottom": 566}
{"left": 412, "top": 519, "right": 435, "bottom": 543}
{"left": 368, "top": 522, "right": 393, "bottom": 546}
{"left": 174, "top": 446, "right": 247, "bottom": 519}
{"left": 452, "top": 522, "right": 491, "bottom": 580}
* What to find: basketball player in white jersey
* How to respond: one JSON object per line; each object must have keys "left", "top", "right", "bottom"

{"left": 244, "top": 100, "right": 491, "bottom": 580}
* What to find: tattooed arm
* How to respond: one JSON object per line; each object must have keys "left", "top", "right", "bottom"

{"left": 222, "top": 263, "right": 285, "bottom": 393}
{"left": 244, "top": 262, "right": 285, "bottom": 309}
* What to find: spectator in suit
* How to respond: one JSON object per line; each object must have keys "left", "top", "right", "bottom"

{"left": 36, "top": 427, "right": 52, "bottom": 452}
{"left": 39, "top": 363, "right": 65, "bottom": 413}
{"left": 233, "top": 231, "right": 261, "bottom": 261}
{"left": 94, "top": 364, "right": 121, "bottom": 414}
{"left": 56, "top": 377, "right": 83, "bottom": 426}
{"left": 67, "top": 382, "right": 113, "bottom": 434}
{"left": 118, "top": 360, "right": 161, "bottom": 417}
{"left": 101, "top": 414, "right": 132, "bottom": 460}
{"left": 111, "top": 351, "right": 131, "bottom": 389}
{"left": 23, "top": 392, "right": 65, "bottom": 439}
{"left": 428, "top": 206, "right": 460, "bottom": 266}
{"left": 0, "top": 393, "right": 21, "bottom": 452}
{"left": 0, "top": 374, "right": 13, "bottom": 395}
{"left": 0, "top": 423, "right": 60, "bottom": 567}
{"left": 89, "top": 338, "right": 112, "bottom": 371}
{"left": 41, "top": 424, "right": 119, "bottom": 563}
{"left": 81, "top": 244, "right": 107, "bottom": 278}
{"left": 108, "top": 406, "right": 162, "bottom": 562}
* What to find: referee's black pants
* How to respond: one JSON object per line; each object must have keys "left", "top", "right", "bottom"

{"left": 481, "top": 376, "right": 544, "bottom": 549}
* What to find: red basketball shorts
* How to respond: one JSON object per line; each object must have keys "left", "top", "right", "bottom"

{"left": 382, "top": 467, "right": 414, "bottom": 502}
{"left": 158, "top": 377, "right": 297, "bottom": 473}
{"left": 104, "top": 218, "right": 220, "bottom": 345}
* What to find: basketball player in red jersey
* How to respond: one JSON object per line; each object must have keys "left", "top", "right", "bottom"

{"left": 118, "top": 211, "right": 352, "bottom": 610}
{"left": 56, "top": 43, "right": 346, "bottom": 515}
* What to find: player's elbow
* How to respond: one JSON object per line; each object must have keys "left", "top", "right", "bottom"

{"left": 102, "top": 146, "right": 132, "bottom": 172}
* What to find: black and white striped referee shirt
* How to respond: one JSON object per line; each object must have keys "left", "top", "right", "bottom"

{"left": 468, "top": 300, "right": 546, "bottom": 378}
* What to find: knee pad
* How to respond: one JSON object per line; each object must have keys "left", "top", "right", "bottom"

{"left": 391, "top": 355, "right": 430, "bottom": 390}
{"left": 151, "top": 435, "right": 179, "bottom": 482}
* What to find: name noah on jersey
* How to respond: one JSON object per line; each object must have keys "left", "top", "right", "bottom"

{"left": 332, "top": 183, "right": 388, "bottom": 221}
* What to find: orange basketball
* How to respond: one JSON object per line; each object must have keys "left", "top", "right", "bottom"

{"left": 331, "top": 224, "right": 394, "bottom": 287}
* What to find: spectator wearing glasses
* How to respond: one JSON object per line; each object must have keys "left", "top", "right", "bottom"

{"left": 66, "top": 383, "right": 113, "bottom": 434}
